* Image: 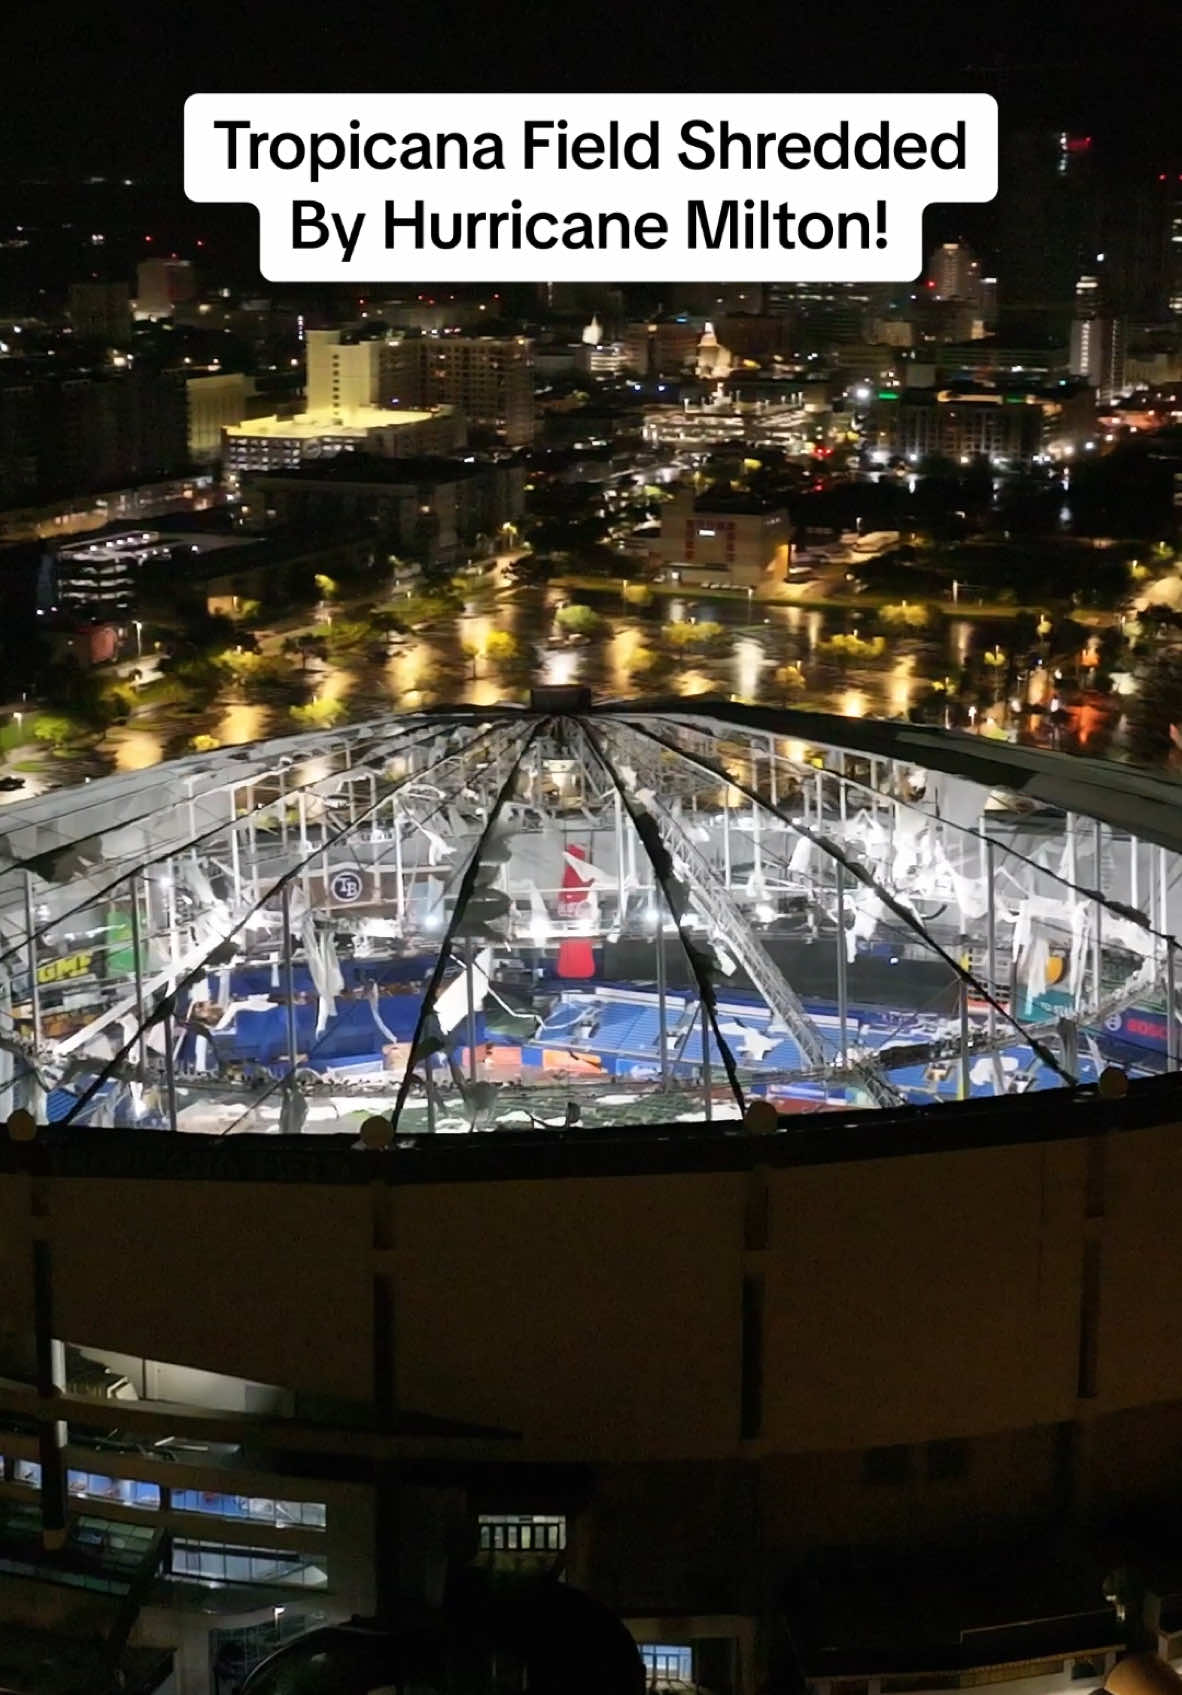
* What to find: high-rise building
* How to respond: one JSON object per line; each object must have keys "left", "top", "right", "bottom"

{"left": 419, "top": 336, "right": 535, "bottom": 446}
{"left": 765, "top": 282, "right": 889, "bottom": 350}
{"left": 186, "top": 371, "right": 254, "bottom": 463}
{"left": 1069, "top": 316, "right": 1126, "bottom": 402}
{"left": 1170, "top": 179, "right": 1182, "bottom": 318}
{"left": 979, "top": 276, "right": 999, "bottom": 328}
{"left": 1070, "top": 274, "right": 1126, "bottom": 403}
{"left": 1075, "top": 274, "right": 1103, "bottom": 316}
{"left": 1101, "top": 172, "right": 1179, "bottom": 320}
{"left": 0, "top": 382, "right": 38, "bottom": 505}
{"left": 66, "top": 280, "right": 131, "bottom": 346}
{"left": 135, "top": 257, "right": 196, "bottom": 319}
{"left": 928, "top": 241, "right": 981, "bottom": 303}
{"left": 0, "top": 371, "right": 189, "bottom": 502}
{"left": 305, "top": 329, "right": 385, "bottom": 416}
{"left": 378, "top": 335, "right": 426, "bottom": 409}
{"left": 996, "top": 129, "right": 1103, "bottom": 309}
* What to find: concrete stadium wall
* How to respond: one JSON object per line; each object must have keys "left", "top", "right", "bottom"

{"left": 0, "top": 1117, "right": 1174, "bottom": 1467}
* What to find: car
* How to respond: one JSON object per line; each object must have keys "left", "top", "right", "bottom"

{"left": 0, "top": 776, "right": 26, "bottom": 792}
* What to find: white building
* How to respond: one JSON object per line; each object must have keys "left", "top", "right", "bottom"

{"left": 305, "top": 329, "right": 386, "bottom": 414}
{"left": 135, "top": 257, "right": 196, "bottom": 319}
{"left": 222, "top": 406, "right": 466, "bottom": 476}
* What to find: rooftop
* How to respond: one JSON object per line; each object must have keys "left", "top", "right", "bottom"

{"left": 224, "top": 405, "right": 448, "bottom": 439}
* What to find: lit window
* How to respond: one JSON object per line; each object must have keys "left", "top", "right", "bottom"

{"left": 477, "top": 1514, "right": 566, "bottom": 1555}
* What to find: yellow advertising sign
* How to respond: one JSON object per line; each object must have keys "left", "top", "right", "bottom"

{"left": 36, "top": 950, "right": 94, "bottom": 987}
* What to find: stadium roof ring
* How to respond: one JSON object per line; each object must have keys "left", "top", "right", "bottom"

{"left": 0, "top": 694, "right": 1178, "bottom": 1137}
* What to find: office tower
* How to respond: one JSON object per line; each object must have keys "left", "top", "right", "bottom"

{"left": 979, "top": 276, "right": 999, "bottom": 328}
{"left": 928, "top": 242, "right": 981, "bottom": 303}
{"left": 1069, "top": 316, "right": 1126, "bottom": 402}
{"left": 135, "top": 257, "right": 196, "bottom": 319}
{"left": 765, "top": 282, "right": 887, "bottom": 349}
{"left": 66, "top": 280, "right": 131, "bottom": 345}
{"left": 1069, "top": 272, "right": 1126, "bottom": 403}
{"left": 420, "top": 336, "right": 535, "bottom": 447}
{"left": 997, "top": 129, "right": 1102, "bottom": 308}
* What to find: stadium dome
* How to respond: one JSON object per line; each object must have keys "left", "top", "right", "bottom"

{"left": 0, "top": 691, "right": 1179, "bottom": 1137}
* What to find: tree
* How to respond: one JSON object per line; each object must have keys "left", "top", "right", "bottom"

{"left": 816, "top": 632, "right": 886, "bottom": 664}
{"left": 483, "top": 630, "right": 521, "bottom": 667}
{"left": 878, "top": 601, "right": 932, "bottom": 631}
{"left": 666, "top": 619, "right": 726, "bottom": 649}
{"left": 31, "top": 714, "right": 80, "bottom": 752}
{"left": 289, "top": 696, "right": 347, "bottom": 729}
{"left": 774, "top": 663, "right": 806, "bottom": 699}
{"left": 623, "top": 582, "right": 655, "bottom": 608}
{"left": 282, "top": 634, "right": 329, "bottom": 671}
{"left": 213, "top": 648, "right": 262, "bottom": 680}
{"left": 556, "top": 603, "right": 607, "bottom": 636}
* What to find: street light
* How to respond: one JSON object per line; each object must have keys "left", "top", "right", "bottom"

{"left": 133, "top": 621, "right": 143, "bottom": 658}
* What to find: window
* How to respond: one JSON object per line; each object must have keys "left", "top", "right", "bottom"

{"left": 68, "top": 1471, "right": 161, "bottom": 1510}
{"left": 639, "top": 1645, "right": 693, "bottom": 1686}
{"left": 171, "top": 1490, "right": 325, "bottom": 1528}
{"left": 170, "top": 1539, "right": 327, "bottom": 1589}
{"left": 862, "top": 1445, "right": 911, "bottom": 1486}
{"left": 478, "top": 1514, "right": 565, "bottom": 1554}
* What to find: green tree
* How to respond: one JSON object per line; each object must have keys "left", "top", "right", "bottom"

{"left": 31, "top": 714, "right": 81, "bottom": 751}
{"left": 556, "top": 603, "right": 607, "bottom": 636}
{"left": 289, "top": 696, "right": 347, "bottom": 729}
{"left": 774, "top": 663, "right": 806, "bottom": 699}
{"left": 484, "top": 630, "right": 521, "bottom": 667}
{"left": 878, "top": 601, "right": 932, "bottom": 631}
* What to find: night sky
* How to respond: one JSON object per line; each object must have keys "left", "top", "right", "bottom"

{"left": 7, "top": 0, "right": 1180, "bottom": 181}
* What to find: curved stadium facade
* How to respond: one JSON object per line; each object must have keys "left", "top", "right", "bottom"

{"left": 0, "top": 694, "right": 1180, "bottom": 1692}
